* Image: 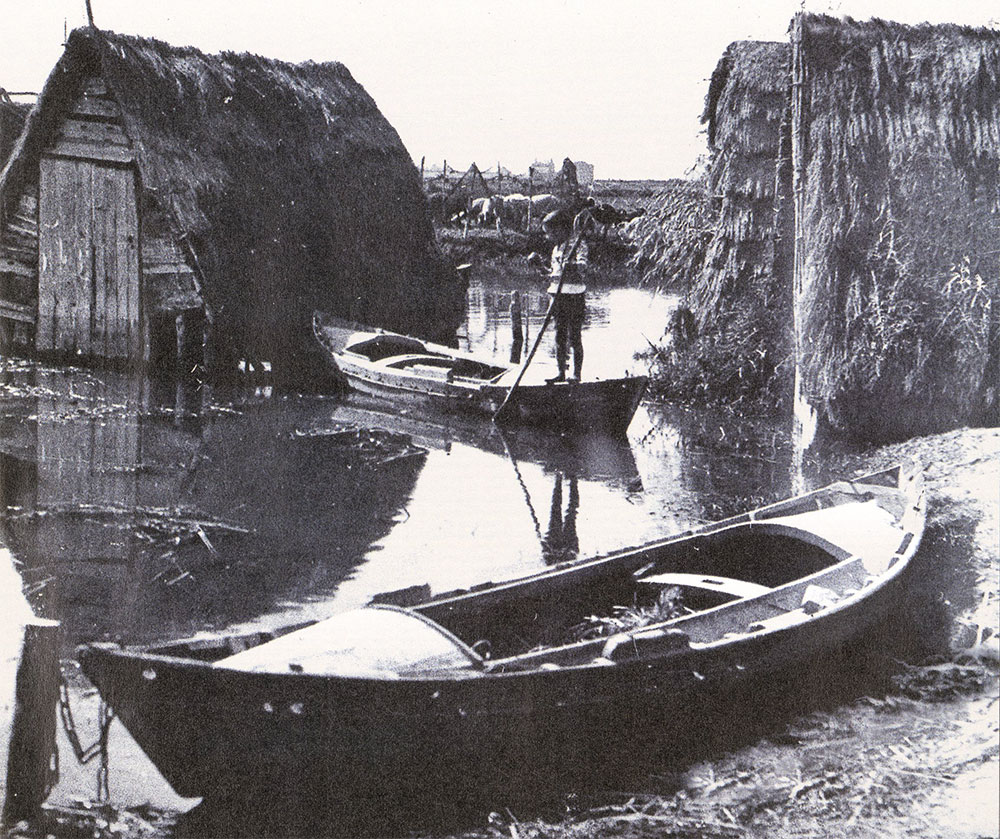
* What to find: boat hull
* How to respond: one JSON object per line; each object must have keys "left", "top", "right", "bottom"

{"left": 315, "top": 317, "right": 648, "bottom": 435}
{"left": 77, "top": 463, "right": 926, "bottom": 809}
{"left": 79, "top": 582, "right": 902, "bottom": 806}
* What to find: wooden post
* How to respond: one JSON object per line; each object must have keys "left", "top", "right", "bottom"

{"left": 497, "top": 161, "right": 502, "bottom": 192}
{"left": 2, "top": 620, "right": 61, "bottom": 825}
{"left": 420, "top": 155, "right": 425, "bottom": 180}
{"left": 509, "top": 291, "right": 523, "bottom": 363}
{"left": 527, "top": 166, "right": 534, "bottom": 232}
{"left": 522, "top": 292, "right": 530, "bottom": 349}
{"left": 790, "top": 12, "right": 818, "bottom": 489}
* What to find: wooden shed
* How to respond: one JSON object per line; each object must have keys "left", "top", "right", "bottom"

{"left": 0, "top": 28, "right": 461, "bottom": 384}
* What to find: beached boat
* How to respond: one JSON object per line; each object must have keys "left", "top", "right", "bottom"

{"left": 77, "top": 463, "right": 924, "bottom": 808}
{"left": 313, "top": 315, "right": 648, "bottom": 435}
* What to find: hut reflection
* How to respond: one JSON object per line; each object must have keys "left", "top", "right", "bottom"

{"left": 0, "top": 368, "right": 430, "bottom": 650}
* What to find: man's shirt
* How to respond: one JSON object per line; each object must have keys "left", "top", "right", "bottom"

{"left": 547, "top": 239, "right": 588, "bottom": 295}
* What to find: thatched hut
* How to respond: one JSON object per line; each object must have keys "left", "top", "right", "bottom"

{"left": 641, "top": 41, "right": 794, "bottom": 406}
{"left": 0, "top": 28, "right": 461, "bottom": 385}
{"left": 791, "top": 14, "right": 1000, "bottom": 439}
{"left": 656, "top": 16, "right": 998, "bottom": 438}
{"left": 700, "top": 41, "right": 792, "bottom": 325}
{"left": 624, "top": 177, "right": 713, "bottom": 292}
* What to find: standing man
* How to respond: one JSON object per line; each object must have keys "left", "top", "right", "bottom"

{"left": 542, "top": 209, "right": 591, "bottom": 382}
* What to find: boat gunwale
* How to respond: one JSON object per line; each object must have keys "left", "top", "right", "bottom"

{"left": 412, "top": 463, "right": 921, "bottom": 613}
{"left": 79, "top": 463, "right": 925, "bottom": 686}
{"left": 324, "top": 320, "right": 648, "bottom": 393}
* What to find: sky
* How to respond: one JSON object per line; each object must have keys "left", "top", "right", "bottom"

{"left": 1, "top": 1, "right": 997, "bottom": 179}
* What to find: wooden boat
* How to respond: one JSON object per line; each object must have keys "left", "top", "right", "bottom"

{"left": 77, "top": 463, "right": 924, "bottom": 808}
{"left": 313, "top": 315, "right": 648, "bottom": 435}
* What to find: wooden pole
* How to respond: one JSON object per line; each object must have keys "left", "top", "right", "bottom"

{"left": 790, "top": 11, "right": 817, "bottom": 491}
{"left": 522, "top": 292, "right": 529, "bottom": 348}
{"left": 527, "top": 167, "right": 534, "bottom": 232}
{"left": 791, "top": 11, "right": 807, "bottom": 404}
{"left": 85, "top": 0, "right": 95, "bottom": 27}
{"left": 419, "top": 155, "right": 425, "bottom": 181}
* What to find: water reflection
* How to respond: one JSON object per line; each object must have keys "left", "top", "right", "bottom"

{"left": 463, "top": 276, "right": 679, "bottom": 380}
{"left": 0, "top": 346, "right": 808, "bottom": 819}
{"left": 0, "top": 367, "right": 431, "bottom": 650}
{"left": 541, "top": 472, "right": 579, "bottom": 565}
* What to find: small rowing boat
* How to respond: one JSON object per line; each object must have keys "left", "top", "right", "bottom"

{"left": 313, "top": 315, "right": 648, "bottom": 435}
{"left": 77, "top": 463, "right": 924, "bottom": 810}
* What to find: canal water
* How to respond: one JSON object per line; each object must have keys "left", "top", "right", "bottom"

{"left": 0, "top": 283, "right": 804, "bottom": 818}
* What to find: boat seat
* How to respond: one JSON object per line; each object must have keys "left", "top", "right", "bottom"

{"left": 382, "top": 354, "right": 456, "bottom": 370}
{"left": 636, "top": 572, "right": 772, "bottom": 600}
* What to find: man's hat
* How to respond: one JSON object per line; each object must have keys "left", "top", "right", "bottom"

{"left": 542, "top": 209, "right": 573, "bottom": 234}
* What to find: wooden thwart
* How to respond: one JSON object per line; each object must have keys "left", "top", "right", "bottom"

{"left": 636, "top": 572, "right": 773, "bottom": 600}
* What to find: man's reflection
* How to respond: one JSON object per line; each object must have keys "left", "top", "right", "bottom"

{"left": 541, "top": 471, "right": 579, "bottom": 565}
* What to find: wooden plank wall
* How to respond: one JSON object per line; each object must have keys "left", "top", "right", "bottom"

{"left": 31, "top": 76, "right": 143, "bottom": 361}
{"left": 0, "top": 190, "right": 39, "bottom": 341}
{"left": 2, "top": 76, "right": 202, "bottom": 365}
{"left": 141, "top": 236, "right": 202, "bottom": 308}
{"left": 37, "top": 157, "right": 141, "bottom": 359}
{"left": 48, "top": 77, "right": 135, "bottom": 166}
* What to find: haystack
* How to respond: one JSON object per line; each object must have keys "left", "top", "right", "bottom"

{"left": 653, "top": 17, "right": 998, "bottom": 437}
{"left": 646, "top": 41, "right": 794, "bottom": 406}
{"left": 700, "top": 40, "right": 792, "bottom": 323}
{"left": 0, "top": 28, "right": 461, "bottom": 383}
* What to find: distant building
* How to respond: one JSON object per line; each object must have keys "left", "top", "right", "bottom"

{"left": 573, "top": 161, "right": 595, "bottom": 187}
{"left": 529, "top": 159, "right": 555, "bottom": 185}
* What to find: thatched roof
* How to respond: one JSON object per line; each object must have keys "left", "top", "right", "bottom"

{"left": 696, "top": 40, "right": 791, "bottom": 323}
{"left": 796, "top": 14, "right": 1000, "bottom": 437}
{"left": 0, "top": 96, "right": 30, "bottom": 165}
{"left": 1, "top": 28, "right": 460, "bottom": 379}
{"left": 624, "top": 178, "right": 713, "bottom": 291}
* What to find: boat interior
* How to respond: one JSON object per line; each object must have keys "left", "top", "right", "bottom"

{"left": 428, "top": 510, "right": 904, "bottom": 668}
{"left": 346, "top": 334, "right": 507, "bottom": 382}
{"left": 146, "top": 495, "right": 912, "bottom": 679}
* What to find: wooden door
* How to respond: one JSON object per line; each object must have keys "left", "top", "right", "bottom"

{"left": 37, "top": 157, "right": 141, "bottom": 360}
